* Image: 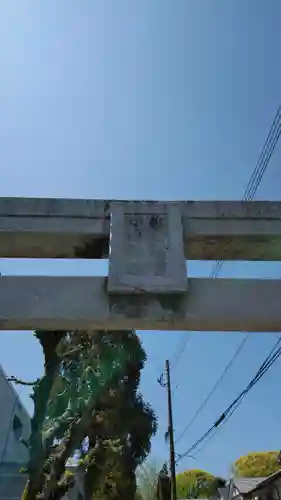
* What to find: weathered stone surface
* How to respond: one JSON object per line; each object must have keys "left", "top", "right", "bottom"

{"left": 0, "top": 197, "right": 109, "bottom": 258}
{"left": 1, "top": 276, "right": 281, "bottom": 332}
{"left": 108, "top": 202, "right": 187, "bottom": 294}
{"left": 1, "top": 197, "right": 281, "bottom": 260}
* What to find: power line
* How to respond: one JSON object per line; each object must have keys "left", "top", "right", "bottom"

{"left": 170, "top": 333, "right": 192, "bottom": 371}
{"left": 157, "top": 105, "right": 281, "bottom": 464}
{"left": 178, "top": 338, "right": 281, "bottom": 462}
{"left": 157, "top": 334, "right": 192, "bottom": 391}
{"left": 193, "top": 344, "right": 280, "bottom": 459}
{"left": 243, "top": 105, "right": 281, "bottom": 201}
{"left": 175, "top": 334, "right": 249, "bottom": 445}
{"left": 192, "top": 389, "right": 254, "bottom": 457}
{"left": 176, "top": 337, "right": 281, "bottom": 463}
{"left": 168, "top": 105, "right": 281, "bottom": 372}
{"left": 164, "top": 105, "right": 281, "bottom": 440}
{"left": 195, "top": 335, "right": 281, "bottom": 457}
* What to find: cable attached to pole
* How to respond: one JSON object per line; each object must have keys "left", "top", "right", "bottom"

{"left": 176, "top": 337, "right": 281, "bottom": 464}
{"left": 167, "top": 104, "right": 281, "bottom": 375}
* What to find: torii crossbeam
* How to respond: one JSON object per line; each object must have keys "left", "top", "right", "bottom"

{"left": 1, "top": 197, "right": 281, "bottom": 332}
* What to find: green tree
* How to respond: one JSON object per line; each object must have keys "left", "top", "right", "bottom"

{"left": 233, "top": 451, "right": 280, "bottom": 477}
{"left": 83, "top": 331, "right": 157, "bottom": 500}
{"left": 206, "top": 476, "right": 227, "bottom": 496}
{"left": 176, "top": 470, "right": 225, "bottom": 499}
{"left": 12, "top": 330, "right": 156, "bottom": 500}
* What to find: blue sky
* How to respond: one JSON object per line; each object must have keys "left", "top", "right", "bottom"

{"left": 1, "top": 0, "right": 281, "bottom": 478}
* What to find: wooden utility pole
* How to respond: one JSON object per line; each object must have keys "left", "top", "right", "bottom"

{"left": 165, "top": 359, "right": 177, "bottom": 500}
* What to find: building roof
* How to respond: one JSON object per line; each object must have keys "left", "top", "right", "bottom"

{"left": 218, "top": 486, "right": 230, "bottom": 498}
{"left": 248, "top": 468, "right": 281, "bottom": 494}
{"left": 233, "top": 477, "right": 267, "bottom": 494}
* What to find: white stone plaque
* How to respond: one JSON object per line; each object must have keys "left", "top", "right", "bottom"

{"left": 108, "top": 202, "right": 187, "bottom": 294}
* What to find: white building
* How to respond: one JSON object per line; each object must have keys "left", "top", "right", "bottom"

{"left": 0, "top": 364, "right": 31, "bottom": 499}
{"left": 0, "top": 364, "right": 30, "bottom": 465}
{"left": 0, "top": 365, "right": 80, "bottom": 500}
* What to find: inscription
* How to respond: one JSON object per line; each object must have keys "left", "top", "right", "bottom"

{"left": 108, "top": 202, "right": 187, "bottom": 294}
{"left": 124, "top": 213, "right": 168, "bottom": 277}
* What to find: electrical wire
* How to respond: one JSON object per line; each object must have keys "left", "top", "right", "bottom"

{"left": 193, "top": 368, "right": 271, "bottom": 458}
{"left": 158, "top": 105, "right": 281, "bottom": 462}
{"left": 177, "top": 339, "right": 281, "bottom": 462}
{"left": 243, "top": 105, "right": 281, "bottom": 201}
{"left": 170, "top": 333, "right": 192, "bottom": 371}
{"left": 176, "top": 337, "right": 281, "bottom": 463}
{"left": 169, "top": 104, "right": 281, "bottom": 371}
{"left": 163, "top": 105, "right": 281, "bottom": 440}
{"left": 175, "top": 334, "right": 249, "bottom": 444}
{"left": 193, "top": 388, "right": 255, "bottom": 457}
{"left": 157, "top": 334, "right": 192, "bottom": 388}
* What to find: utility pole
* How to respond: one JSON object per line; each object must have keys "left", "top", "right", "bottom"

{"left": 165, "top": 359, "right": 177, "bottom": 500}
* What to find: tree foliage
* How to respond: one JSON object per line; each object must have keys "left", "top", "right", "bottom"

{"left": 176, "top": 469, "right": 226, "bottom": 499}
{"left": 233, "top": 451, "right": 280, "bottom": 478}
{"left": 17, "top": 330, "right": 156, "bottom": 500}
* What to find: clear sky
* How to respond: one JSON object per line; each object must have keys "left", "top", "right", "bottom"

{"left": 1, "top": 0, "right": 281, "bottom": 479}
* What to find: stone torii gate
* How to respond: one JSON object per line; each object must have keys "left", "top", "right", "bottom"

{"left": 1, "top": 197, "right": 281, "bottom": 332}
